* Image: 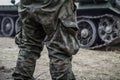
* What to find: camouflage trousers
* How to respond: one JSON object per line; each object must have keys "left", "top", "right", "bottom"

{"left": 12, "top": 0, "right": 79, "bottom": 80}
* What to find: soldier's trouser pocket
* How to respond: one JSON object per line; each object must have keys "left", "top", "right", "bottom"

{"left": 60, "top": 19, "right": 79, "bottom": 55}
{"left": 49, "top": 19, "right": 79, "bottom": 56}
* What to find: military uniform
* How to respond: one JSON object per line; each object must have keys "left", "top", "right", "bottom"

{"left": 12, "top": 0, "right": 79, "bottom": 80}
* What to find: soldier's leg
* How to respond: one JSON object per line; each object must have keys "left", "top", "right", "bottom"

{"left": 47, "top": 47, "right": 76, "bottom": 80}
{"left": 46, "top": 20, "right": 79, "bottom": 80}
{"left": 12, "top": 16, "right": 46, "bottom": 80}
{"left": 45, "top": 0, "right": 79, "bottom": 79}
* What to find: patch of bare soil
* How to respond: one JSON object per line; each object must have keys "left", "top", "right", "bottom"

{"left": 0, "top": 37, "right": 120, "bottom": 80}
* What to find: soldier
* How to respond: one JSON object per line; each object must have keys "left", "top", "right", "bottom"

{"left": 12, "top": 0, "right": 79, "bottom": 80}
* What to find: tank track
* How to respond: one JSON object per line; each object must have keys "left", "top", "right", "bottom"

{"left": 77, "top": 14, "right": 120, "bottom": 49}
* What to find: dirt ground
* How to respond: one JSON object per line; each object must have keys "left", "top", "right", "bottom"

{"left": 0, "top": 37, "right": 120, "bottom": 80}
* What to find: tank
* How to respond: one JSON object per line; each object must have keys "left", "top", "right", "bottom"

{"left": 77, "top": 0, "right": 120, "bottom": 49}
{"left": 1, "top": 0, "right": 120, "bottom": 49}
{"left": 0, "top": 0, "right": 19, "bottom": 37}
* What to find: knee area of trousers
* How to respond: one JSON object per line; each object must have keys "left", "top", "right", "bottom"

{"left": 18, "top": 50, "right": 40, "bottom": 60}
{"left": 50, "top": 59, "right": 71, "bottom": 72}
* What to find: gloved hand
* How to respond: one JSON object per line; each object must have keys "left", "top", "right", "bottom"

{"left": 11, "top": 0, "right": 15, "bottom": 4}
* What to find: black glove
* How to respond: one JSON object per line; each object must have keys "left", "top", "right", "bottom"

{"left": 11, "top": 0, "right": 15, "bottom": 4}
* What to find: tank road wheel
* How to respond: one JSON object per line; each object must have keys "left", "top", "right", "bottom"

{"left": 1, "top": 17, "right": 14, "bottom": 37}
{"left": 98, "top": 17, "right": 119, "bottom": 43}
{"left": 77, "top": 19, "right": 97, "bottom": 48}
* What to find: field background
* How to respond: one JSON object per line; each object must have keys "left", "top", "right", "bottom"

{"left": 0, "top": 38, "right": 120, "bottom": 80}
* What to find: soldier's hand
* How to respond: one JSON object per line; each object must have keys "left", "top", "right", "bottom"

{"left": 11, "top": 0, "right": 15, "bottom": 4}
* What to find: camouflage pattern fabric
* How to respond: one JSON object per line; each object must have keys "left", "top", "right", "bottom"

{"left": 12, "top": 0, "right": 79, "bottom": 80}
